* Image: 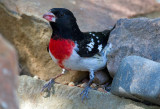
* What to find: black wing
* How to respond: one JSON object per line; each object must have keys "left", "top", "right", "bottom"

{"left": 76, "top": 29, "right": 111, "bottom": 57}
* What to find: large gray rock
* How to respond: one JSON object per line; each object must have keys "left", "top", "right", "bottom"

{"left": 111, "top": 56, "right": 160, "bottom": 105}
{"left": 107, "top": 18, "right": 160, "bottom": 77}
{"left": 18, "top": 75, "right": 160, "bottom": 109}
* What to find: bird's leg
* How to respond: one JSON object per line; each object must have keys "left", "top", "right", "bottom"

{"left": 80, "top": 70, "right": 94, "bottom": 101}
{"left": 41, "top": 69, "right": 68, "bottom": 92}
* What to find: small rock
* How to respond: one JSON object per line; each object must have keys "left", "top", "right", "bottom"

{"left": 93, "top": 69, "right": 111, "bottom": 85}
{"left": 76, "top": 83, "right": 82, "bottom": 87}
{"left": 68, "top": 82, "right": 75, "bottom": 87}
{"left": 98, "top": 84, "right": 111, "bottom": 92}
{"left": 99, "top": 85, "right": 106, "bottom": 88}
{"left": 97, "top": 88, "right": 107, "bottom": 93}
{"left": 41, "top": 91, "right": 50, "bottom": 98}
{"left": 80, "top": 82, "right": 87, "bottom": 88}
{"left": 90, "top": 83, "right": 97, "bottom": 89}
{"left": 64, "top": 82, "right": 68, "bottom": 85}
{"left": 33, "top": 75, "right": 39, "bottom": 79}
{"left": 111, "top": 56, "right": 160, "bottom": 105}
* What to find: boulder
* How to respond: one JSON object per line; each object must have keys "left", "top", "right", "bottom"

{"left": 107, "top": 18, "right": 160, "bottom": 77}
{"left": 0, "top": 2, "right": 88, "bottom": 83}
{"left": 111, "top": 56, "right": 160, "bottom": 105}
{"left": 18, "top": 75, "right": 160, "bottom": 109}
{"left": 93, "top": 69, "right": 112, "bottom": 85}
{"left": 0, "top": 34, "right": 19, "bottom": 109}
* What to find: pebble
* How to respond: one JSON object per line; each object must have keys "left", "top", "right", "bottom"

{"left": 41, "top": 92, "right": 50, "bottom": 98}
{"left": 76, "top": 83, "right": 82, "bottom": 87}
{"left": 91, "top": 83, "right": 97, "bottom": 89}
{"left": 97, "top": 88, "right": 107, "bottom": 93}
{"left": 64, "top": 82, "right": 68, "bottom": 85}
{"left": 33, "top": 75, "right": 39, "bottom": 79}
{"left": 80, "top": 82, "right": 87, "bottom": 88}
{"left": 68, "top": 82, "right": 75, "bottom": 87}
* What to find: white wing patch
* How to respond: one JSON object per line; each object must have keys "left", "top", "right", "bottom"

{"left": 98, "top": 44, "right": 102, "bottom": 52}
{"left": 92, "top": 34, "right": 95, "bottom": 36}
{"left": 91, "top": 38, "right": 94, "bottom": 42}
{"left": 89, "top": 32, "right": 96, "bottom": 37}
{"left": 86, "top": 38, "right": 95, "bottom": 51}
{"left": 86, "top": 46, "right": 92, "bottom": 51}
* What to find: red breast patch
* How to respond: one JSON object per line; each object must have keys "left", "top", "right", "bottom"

{"left": 49, "top": 38, "right": 75, "bottom": 68}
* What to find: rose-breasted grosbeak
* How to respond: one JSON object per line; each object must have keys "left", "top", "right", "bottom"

{"left": 41, "top": 8, "right": 113, "bottom": 101}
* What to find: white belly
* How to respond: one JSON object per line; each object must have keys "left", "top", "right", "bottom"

{"left": 49, "top": 49, "right": 107, "bottom": 71}
{"left": 64, "top": 50, "right": 107, "bottom": 71}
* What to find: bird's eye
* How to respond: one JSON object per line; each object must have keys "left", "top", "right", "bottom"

{"left": 60, "top": 13, "right": 65, "bottom": 17}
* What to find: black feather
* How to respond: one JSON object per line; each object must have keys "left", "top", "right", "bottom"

{"left": 76, "top": 28, "right": 113, "bottom": 57}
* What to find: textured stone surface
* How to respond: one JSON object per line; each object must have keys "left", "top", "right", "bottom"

{"left": 111, "top": 56, "right": 160, "bottom": 105}
{"left": 0, "top": 34, "right": 19, "bottom": 109}
{"left": 93, "top": 69, "right": 111, "bottom": 85}
{"left": 0, "top": 3, "right": 88, "bottom": 83}
{"left": 18, "top": 75, "right": 160, "bottom": 109}
{"left": 107, "top": 18, "right": 160, "bottom": 77}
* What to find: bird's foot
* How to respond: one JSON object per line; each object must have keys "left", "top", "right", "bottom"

{"left": 41, "top": 79, "right": 55, "bottom": 92}
{"left": 80, "top": 86, "right": 91, "bottom": 102}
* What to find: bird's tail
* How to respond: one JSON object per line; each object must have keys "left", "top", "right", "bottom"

{"left": 101, "top": 25, "right": 115, "bottom": 58}
{"left": 102, "top": 24, "right": 116, "bottom": 42}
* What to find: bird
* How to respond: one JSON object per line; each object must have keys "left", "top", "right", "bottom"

{"left": 41, "top": 8, "right": 113, "bottom": 101}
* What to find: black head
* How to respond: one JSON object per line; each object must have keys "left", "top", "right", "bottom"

{"left": 44, "top": 8, "right": 76, "bottom": 27}
{"left": 43, "top": 8, "right": 83, "bottom": 40}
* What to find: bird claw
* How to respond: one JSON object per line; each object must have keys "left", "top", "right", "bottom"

{"left": 41, "top": 79, "right": 55, "bottom": 92}
{"left": 80, "top": 86, "right": 91, "bottom": 102}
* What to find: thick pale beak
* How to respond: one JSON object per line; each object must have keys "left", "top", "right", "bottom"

{"left": 43, "top": 12, "right": 56, "bottom": 22}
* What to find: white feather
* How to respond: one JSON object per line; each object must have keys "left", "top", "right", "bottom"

{"left": 64, "top": 49, "right": 107, "bottom": 71}
{"left": 86, "top": 46, "right": 92, "bottom": 51}
{"left": 98, "top": 44, "right": 102, "bottom": 52}
{"left": 86, "top": 38, "right": 94, "bottom": 51}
